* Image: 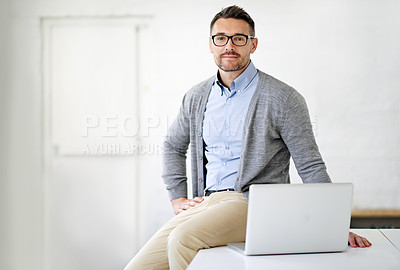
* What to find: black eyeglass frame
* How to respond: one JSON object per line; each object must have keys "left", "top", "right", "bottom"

{"left": 211, "top": 34, "right": 255, "bottom": 47}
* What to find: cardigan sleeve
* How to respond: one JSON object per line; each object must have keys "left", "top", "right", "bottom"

{"left": 280, "top": 91, "right": 331, "bottom": 183}
{"left": 162, "top": 93, "right": 191, "bottom": 200}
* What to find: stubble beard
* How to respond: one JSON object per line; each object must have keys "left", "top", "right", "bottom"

{"left": 215, "top": 52, "right": 248, "bottom": 72}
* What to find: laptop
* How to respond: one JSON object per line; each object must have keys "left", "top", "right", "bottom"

{"left": 228, "top": 183, "right": 353, "bottom": 255}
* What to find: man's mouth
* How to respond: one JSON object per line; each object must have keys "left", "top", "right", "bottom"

{"left": 221, "top": 53, "right": 240, "bottom": 58}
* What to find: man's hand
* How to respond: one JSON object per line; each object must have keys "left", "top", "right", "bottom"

{"left": 348, "top": 232, "right": 372, "bottom": 248}
{"left": 171, "top": 197, "right": 204, "bottom": 215}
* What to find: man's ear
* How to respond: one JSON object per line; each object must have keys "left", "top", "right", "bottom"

{"left": 209, "top": 37, "right": 214, "bottom": 53}
{"left": 250, "top": 37, "right": 258, "bottom": 54}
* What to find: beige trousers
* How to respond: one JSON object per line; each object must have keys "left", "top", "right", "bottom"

{"left": 124, "top": 191, "right": 248, "bottom": 270}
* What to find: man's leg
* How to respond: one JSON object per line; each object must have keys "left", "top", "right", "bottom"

{"left": 124, "top": 191, "right": 247, "bottom": 270}
{"left": 123, "top": 196, "right": 212, "bottom": 270}
{"left": 167, "top": 191, "right": 248, "bottom": 269}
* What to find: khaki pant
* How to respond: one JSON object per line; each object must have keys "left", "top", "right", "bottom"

{"left": 124, "top": 191, "right": 248, "bottom": 270}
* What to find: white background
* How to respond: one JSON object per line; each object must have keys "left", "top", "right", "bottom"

{"left": 0, "top": 0, "right": 399, "bottom": 269}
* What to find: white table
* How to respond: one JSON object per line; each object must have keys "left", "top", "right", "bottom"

{"left": 380, "top": 229, "right": 400, "bottom": 251}
{"left": 187, "top": 229, "right": 400, "bottom": 270}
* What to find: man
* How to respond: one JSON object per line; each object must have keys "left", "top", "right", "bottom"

{"left": 124, "top": 5, "right": 371, "bottom": 270}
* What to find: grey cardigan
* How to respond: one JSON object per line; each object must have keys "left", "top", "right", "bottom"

{"left": 162, "top": 71, "right": 331, "bottom": 201}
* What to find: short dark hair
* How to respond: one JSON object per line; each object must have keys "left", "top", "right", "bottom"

{"left": 210, "top": 5, "right": 255, "bottom": 36}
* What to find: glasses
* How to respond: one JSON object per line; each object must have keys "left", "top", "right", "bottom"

{"left": 211, "top": 34, "right": 255, "bottom": 47}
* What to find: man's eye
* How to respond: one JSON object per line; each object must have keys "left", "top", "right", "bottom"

{"left": 235, "top": 37, "right": 244, "bottom": 42}
{"left": 216, "top": 36, "right": 226, "bottom": 41}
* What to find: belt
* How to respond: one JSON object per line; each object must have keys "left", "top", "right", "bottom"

{"left": 204, "top": 188, "right": 235, "bottom": 196}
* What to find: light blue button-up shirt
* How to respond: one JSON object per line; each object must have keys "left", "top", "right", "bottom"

{"left": 203, "top": 61, "right": 259, "bottom": 191}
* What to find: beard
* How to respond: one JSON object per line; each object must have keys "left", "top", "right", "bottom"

{"left": 215, "top": 52, "right": 248, "bottom": 72}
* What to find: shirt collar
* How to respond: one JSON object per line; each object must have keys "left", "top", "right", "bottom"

{"left": 214, "top": 61, "right": 258, "bottom": 97}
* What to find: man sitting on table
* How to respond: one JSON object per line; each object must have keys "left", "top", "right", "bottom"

{"left": 124, "top": 5, "right": 372, "bottom": 270}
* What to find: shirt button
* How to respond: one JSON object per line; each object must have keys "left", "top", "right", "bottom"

{"left": 225, "top": 146, "right": 229, "bottom": 149}
{"left": 225, "top": 126, "right": 228, "bottom": 129}
{"left": 238, "top": 90, "right": 241, "bottom": 93}
{"left": 223, "top": 162, "right": 227, "bottom": 166}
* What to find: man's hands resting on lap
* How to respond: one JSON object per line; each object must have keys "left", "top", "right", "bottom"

{"left": 171, "top": 198, "right": 372, "bottom": 248}
{"left": 171, "top": 197, "right": 204, "bottom": 215}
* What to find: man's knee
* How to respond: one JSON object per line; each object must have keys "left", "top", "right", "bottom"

{"left": 167, "top": 225, "right": 207, "bottom": 252}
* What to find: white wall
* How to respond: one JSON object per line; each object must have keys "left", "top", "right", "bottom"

{"left": 0, "top": 1, "right": 11, "bottom": 269}
{"left": 1, "top": 0, "right": 400, "bottom": 269}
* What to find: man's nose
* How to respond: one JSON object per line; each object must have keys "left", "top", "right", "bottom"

{"left": 224, "top": 38, "right": 235, "bottom": 50}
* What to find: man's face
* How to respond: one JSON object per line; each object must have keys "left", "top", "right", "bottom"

{"left": 209, "top": 18, "right": 258, "bottom": 72}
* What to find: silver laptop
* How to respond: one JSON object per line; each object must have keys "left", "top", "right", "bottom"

{"left": 228, "top": 183, "right": 353, "bottom": 255}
